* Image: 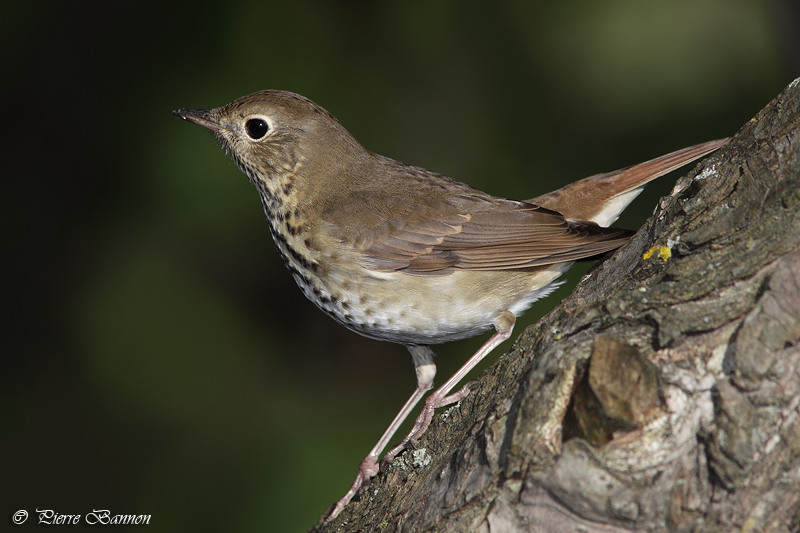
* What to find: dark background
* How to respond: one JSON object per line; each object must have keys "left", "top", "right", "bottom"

{"left": 4, "top": 1, "right": 797, "bottom": 531}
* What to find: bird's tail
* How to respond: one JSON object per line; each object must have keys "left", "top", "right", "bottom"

{"left": 530, "top": 138, "right": 728, "bottom": 227}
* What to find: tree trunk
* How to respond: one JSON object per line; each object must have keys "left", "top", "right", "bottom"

{"left": 316, "top": 78, "right": 800, "bottom": 533}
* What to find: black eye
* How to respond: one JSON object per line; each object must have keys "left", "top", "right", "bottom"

{"left": 245, "top": 118, "right": 270, "bottom": 140}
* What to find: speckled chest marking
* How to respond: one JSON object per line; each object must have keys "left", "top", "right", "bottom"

{"left": 245, "top": 163, "right": 360, "bottom": 338}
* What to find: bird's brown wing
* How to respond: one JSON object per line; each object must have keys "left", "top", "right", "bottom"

{"left": 321, "top": 190, "right": 631, "bottom": 274}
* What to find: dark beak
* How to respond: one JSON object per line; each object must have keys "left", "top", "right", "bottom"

{"left": 172, "top": 108, "right": 226, "bottom": 133}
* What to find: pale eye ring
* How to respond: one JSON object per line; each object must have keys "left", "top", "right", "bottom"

{"left": 244, "top": 117, "right": 270, "bottom": 140}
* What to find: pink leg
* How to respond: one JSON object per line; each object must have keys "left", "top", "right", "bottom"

{"left": 382, "top": 311, "right": 515, "bottom": 465}
{"left": 326, "top": 345, "right": 436, "bottom": 522}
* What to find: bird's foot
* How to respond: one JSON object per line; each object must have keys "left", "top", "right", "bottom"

{"left": 381, "top": 380, "right": 477, "bottom": 468}
{"left": 325, "top": 454, "right": 379, "bottom": 522}
{"left": 326, "top": 380, "right": 477, "bottom": 522}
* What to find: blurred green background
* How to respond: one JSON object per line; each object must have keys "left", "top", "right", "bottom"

{"left": 3, "top": 0, "right": 796, "bottom": 531}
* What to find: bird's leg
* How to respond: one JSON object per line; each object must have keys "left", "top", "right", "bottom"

{"left": 326, "top": 345, "right": 436, "bottom": 522}
{"left": 382, "top": 311, "right": 515, "bottom": 465}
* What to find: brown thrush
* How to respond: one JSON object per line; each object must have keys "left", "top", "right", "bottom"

{"left": 173, "top": 91, "right": 726, "bottom": 521}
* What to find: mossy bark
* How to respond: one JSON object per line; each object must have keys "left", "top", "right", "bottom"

{"left": 317, "top": 78, "right": 800, "bottom": 533}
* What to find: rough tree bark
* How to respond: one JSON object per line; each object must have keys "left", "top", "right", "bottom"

{"left": 316, "top": 78, "right": 800, "bottom": 533}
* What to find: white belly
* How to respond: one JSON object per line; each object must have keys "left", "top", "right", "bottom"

{"left": 295, "top": 263, "right": 571, "bottom": 345}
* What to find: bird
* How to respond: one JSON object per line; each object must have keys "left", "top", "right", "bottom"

{"left": 172, "top": 90, "right": 726, "bottom": 521}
